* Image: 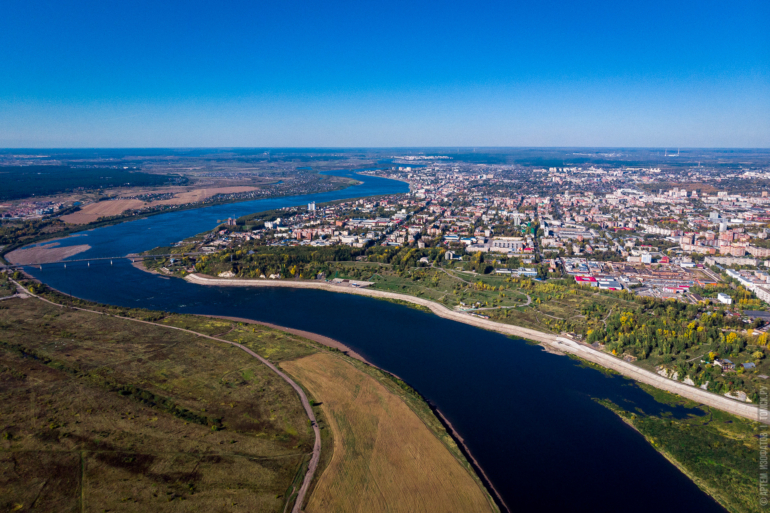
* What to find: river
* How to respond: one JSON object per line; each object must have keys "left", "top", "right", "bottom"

{"left": 24, "top": 170, "right": 726, "bottom": 512}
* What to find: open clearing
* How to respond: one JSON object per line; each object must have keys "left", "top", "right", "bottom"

{"left": 61, "top": 186, "right": 258, "bottom": 224}
{"left": 282, "top": 352, "right": 497, "bottom": 513}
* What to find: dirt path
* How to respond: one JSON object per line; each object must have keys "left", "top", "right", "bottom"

{"left": 186, "top": 274, "right": 765, "bottom": 424}
{"left": 434, "top": 266, "right": 473, "bottom": 285}
{"left": 8, "top": 278, "right": 321, "bottom": 513}
{"left": 212, "top": 315, "right": 370, "bottom": 364}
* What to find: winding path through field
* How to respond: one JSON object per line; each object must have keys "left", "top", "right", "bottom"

{"left": 8, "top": 278, "right": 321, "bottom": 513}
{"left": 186, "top": 274, "right": 766, "bottom": 424}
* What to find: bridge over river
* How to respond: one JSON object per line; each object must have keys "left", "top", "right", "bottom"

{"left": 4, "top": 252, "right": 208, "bottom": 269}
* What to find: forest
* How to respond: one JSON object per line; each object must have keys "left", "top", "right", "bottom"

{"left": 586, "top": 297, "right": 768, "bottom": 400}
{"left": 0, "top": 166, "right": 186, "bottom": 200}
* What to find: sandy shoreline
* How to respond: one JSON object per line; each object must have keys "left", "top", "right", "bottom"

{"left": 6, "top": 242, "right": 92, "bottom": 265}
{"left": 186, "top": 273, "right": 765, "bottom": 424}
{"left": 211, "top": 315, "right": 370, "bottom": 363}
{"left": 130, "top": 258, "right": 160, "bottom": 275}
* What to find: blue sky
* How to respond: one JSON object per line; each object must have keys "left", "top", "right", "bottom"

{"left": 1, "top": 0, "right": 768, "bottom": 147}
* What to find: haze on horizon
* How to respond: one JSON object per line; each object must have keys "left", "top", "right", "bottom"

{"left": 1, "top": 0, "right": 768, "bottom": 148}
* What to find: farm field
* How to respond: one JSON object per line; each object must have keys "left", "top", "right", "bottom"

{"left": 60, "top": 186, "right": 258, "bottom": 224}
{"left": 281, "top": 352, "right": 498, "bottom": 513}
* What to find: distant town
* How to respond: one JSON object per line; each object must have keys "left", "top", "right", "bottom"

{"left": 158, "top": 158, "right": 770, "bottom": 309}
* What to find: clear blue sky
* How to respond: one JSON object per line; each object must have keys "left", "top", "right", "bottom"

{"left": 1, "top": 0, "right": 768, "bottom": 147}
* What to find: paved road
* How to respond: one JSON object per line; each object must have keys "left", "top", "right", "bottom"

{"left": 8, "top": 278, "right": 321, "bottom": 513}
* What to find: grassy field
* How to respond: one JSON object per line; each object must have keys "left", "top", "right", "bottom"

{"left": 0, "top": 298, "right": 316, "bottom": 512}
{"left": 330, "top": 261, "right": 638, "bottom": 334}
{"left": 60, "top": 187, "right": 258, "bottom": 224}
{"left": 282, "top": 352, "right": 498, "bottom": 513}
{"left": 0, "top": 273, "right": 15, "bottom": 297}
{"left": 0, "top": 288, "right": 497, "bottom": 512}
{"left": 598, "top": 386, "right": 761, "bottom": 513}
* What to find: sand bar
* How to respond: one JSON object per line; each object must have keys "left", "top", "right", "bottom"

{"left": 211, "top": 315, "right": 369, "bottom": 363}
{"left": 6, "top": 242, "right": 91, "bottom": 265}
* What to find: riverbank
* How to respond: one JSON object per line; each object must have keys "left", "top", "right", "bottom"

{"left": 212, "top": 315, "right": 370, "bottom": 363}
{"left": 597, "top": 394, "right": 760, "bottom": 513}
{"left": 5, "top": 241, "right": 91, "bottom": 265}
{"left": 210, "top": 313, "right": 509, "bottom": 512}
{"left": 7, "top": 276, "right": 499, "bottom": 513}
{"left": 0, "top": 172, "right": 363, "bottom": 264}
{"left": 186, "top": 273, "right": 764, "bottom": 424}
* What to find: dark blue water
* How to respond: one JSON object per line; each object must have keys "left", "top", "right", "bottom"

{"left": 25, "top": 172, "right": 725, "bottom": 513}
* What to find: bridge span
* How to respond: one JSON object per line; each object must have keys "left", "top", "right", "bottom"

{"left": 4, "top": 252, "right": 208, "bottom": 269}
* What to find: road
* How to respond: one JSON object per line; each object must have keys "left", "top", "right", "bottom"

{"left": 8, "top": 277, "right": 321, "bottom": 513}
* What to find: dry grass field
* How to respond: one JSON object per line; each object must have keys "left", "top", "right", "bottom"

{"left": 60, "top": 199, "right": 146, "bottom": 223}
{"left": 281, "top": 352, "right": 498, "bottom": 513}
{"left": 155, "top": 187, "right": 257, "bottom": 205}
{"left": 1, "top": 290, "right": 497, "bottom": 512}
{"left": 60, "top": 186, "right": 257, "bottom": 224}
{"left": 0, "top": 298, "right": 315, "bottom": 512}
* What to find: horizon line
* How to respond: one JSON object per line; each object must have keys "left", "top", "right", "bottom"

{"left": 1, "top": 146, "right": 769, "bottom": 151}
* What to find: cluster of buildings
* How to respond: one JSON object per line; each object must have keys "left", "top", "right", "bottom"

{"left": 365, "top": 163, "right": 770, "bottom": 302}
{"left": 191, "top": 159, "right": 770, "bottom": 307}
{"left": 195, "top": 196, "right": 424, "bottom": 251}
{"left": 0, "top": 201, "right": 66, "bottom": 220}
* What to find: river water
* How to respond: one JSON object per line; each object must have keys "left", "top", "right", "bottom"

{"left": 24, "top": 171, "right": 725, "bottom": 512}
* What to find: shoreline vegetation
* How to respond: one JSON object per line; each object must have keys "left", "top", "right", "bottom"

{"left": 597, "top": 392, "right": 760, "bottom": 513}
{"left": 4, "top": 277, "right": 500, "bottom": 513}
{"left": 185, "top": 273, "right": 764, "bottom": 424}
{"left": 182, "top": 273, "right": 763, "bottom": 513}
{"left": 209, "top": 314, "right": 508, "bottom": 512}
{"left": 0, "top": 173, "right": 360, "bottom": 265}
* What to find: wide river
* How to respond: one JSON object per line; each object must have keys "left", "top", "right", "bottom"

{"left": 25, "top": 171, "right": 725, "bottom": 512}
